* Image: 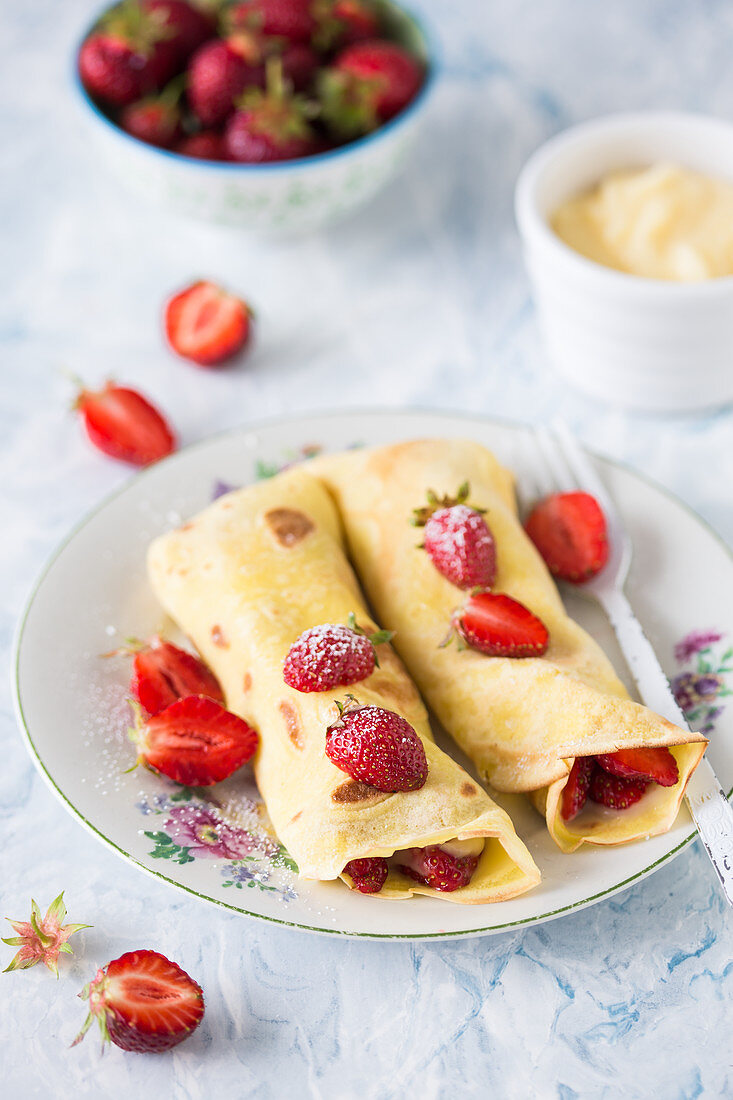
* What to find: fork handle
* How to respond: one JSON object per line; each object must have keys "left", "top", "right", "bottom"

{"left": 600, "top": 588, "right": 733, "bottom": 906}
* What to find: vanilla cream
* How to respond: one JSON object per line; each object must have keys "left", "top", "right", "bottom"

{"left": 551, "top": 162, "right": 733, "bottom": 280}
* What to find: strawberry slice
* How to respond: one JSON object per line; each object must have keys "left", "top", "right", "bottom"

{"left": 164, "top": 280, "right": 252, "bottom": 367}
{"left": 588, "top": 766, "right": 648, "bottom": 810}
{"left": 525, "top": 491, "right": 609, "bottom": 584}
{"left": 560, "top": 755, "right": 594, "bottom": 821}
{"left": 455, "top": 592, "right": 549, "bottom": 658}
{"left": 122, "top": 637, "right": 224, "bottom": 716}
{"left": 130, "top": 695, "right": 258, "bottom": 786}
{"left": 73, "top": 949, "right": 204, "bottom": 1053}
{"left": 596, "top": 746, "right": 679, "bottom": 787}
{"left": 397, "top": 846, "right": 479, "bottom": 892}
{"left": 343, "top": 857, "right": 388, "bottom": 894}
{"left": 75, "top": 381, "right": 176, "bottom": 467}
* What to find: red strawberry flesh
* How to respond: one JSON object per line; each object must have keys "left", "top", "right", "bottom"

{"left": 343, "top": 857, "right": 388, "bottom": 893}
{"left": 559, "top": 755, "right": 594, "bottom": 821}
{"left": 525, "top": 491, "right": 609, "bottom": 584}
{"left": 76, "top": 382, "right": 175, "bottom": 466}
{"left": 326, "top": 703, "right": 428, "bottom": 792}
{"left": 283, "top": 623, "right": 377, "bottom": 692}
{"left": 136, "top": 695, "right": 258, "bottom": 786}
{"left": 588, "top": 766, "right": 648, "bottom": 811}
{"left": 131, "top": 639, "right": 224, "bottom": 715}
{"left": 75, "top": 949, "right": 204, "bottom": 1053}
{"left": 596, "top": 746, "right": 679, "bottom": 787}
{"left": 457, "top": 592, "right": 549, "bottom": 658}
{"left": 165, "top": 280, "right": 251, "bottom": 366}
{"left": 397, "top": 846, "right": 479, "bottom": 892}
{"left": 423, "top": 503, "right": 496, "bottom": 590}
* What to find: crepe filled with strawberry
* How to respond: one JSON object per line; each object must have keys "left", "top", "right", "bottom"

{"left": 311, "top": 439, "right": 706, "bottom": 852}
{"left": 147, "top": 466, "right": 539, "bottom": 901}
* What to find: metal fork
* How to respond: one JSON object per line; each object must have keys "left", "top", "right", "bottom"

{"left": 517, "top": 421, "right": 733, "bottom": 907}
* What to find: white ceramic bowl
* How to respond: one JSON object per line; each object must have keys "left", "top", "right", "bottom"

{"left": 515, "top": 112, "right": 733, "bottom": 413}
{"left": 73, "top": 2, "right": 436, "bottom": 235}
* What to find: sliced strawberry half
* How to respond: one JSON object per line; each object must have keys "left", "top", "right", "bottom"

{"left": 525, "top": 491, "right": 609, "bottom": 584}
{"left": 164, "top": 280, "right": 252, "bottom": 367}
{"left": 596, "top": 746, "right": 679, "bottom": 787}
{"left": 396, "top": 846, "right": 479, "bottom": 892}
{"left": 560, "top": 755, "right": 594, "bottom": 821}
{"left": 130, "top": 695, "right": 258, "bottom": 786}
{"left": 455, "top": 592, "right": 549, "bottom": 658}
{"left": 73, "top": 949, "right": 204, "bottom": 1053}
{"left": 119, "top": 637, "right": 224, "bottom": 715}
{"left": 74, "top": 381, "right": 176, "bottom": 466}
{"left": 588, "top": 766, "right": 648, "bottom": 811}
{"left": 343, "top": 857, "right": 388, "bottom": 894}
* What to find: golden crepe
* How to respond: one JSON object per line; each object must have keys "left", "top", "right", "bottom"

{"left": 311, "top": 439, "right": 707, "bottom": 852}
{"left": 147, "top": 466, "right": 540, "bottom": 901}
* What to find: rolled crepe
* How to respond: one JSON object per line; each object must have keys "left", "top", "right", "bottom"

{"left": 147, "top": 466, "right": 540, "bottom": 901}
{"left": 311, "top": 439, "right": 707, "bottom": 852}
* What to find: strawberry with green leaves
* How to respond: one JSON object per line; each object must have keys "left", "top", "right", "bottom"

{"left": 224, "top": 58, "right": 319, "bottom": 161}
{"left": 413, "top": 482, "right": 496, "bottom": 591}
{"left": 319, "top": 38, "right": 423, "bottom": 138}
{"left": 79, "top": 0, "right": 180, "bottom": 106}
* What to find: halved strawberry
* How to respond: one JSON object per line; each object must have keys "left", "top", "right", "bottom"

{"left": 454, "top": 592, "right": 549, "bottom": 658}
{"left": 588, "top": 766, "right": 648, "bottom": 810}
{"left": 343, "top": 857, "right": 388, "bottom": 894}
{"left": 129, "top": 695, "right": 258, "bottom": 786}
{"left": 113, "top": 636, "right": 224, "bottom": 715}
{"left": 560, "top": 755, "right": 594, "bottom": 821}
{"left": 596, "top": 746, "right": 679, "bottom": 787}
{"left": 164, "top": 280, "right": 252, "bottom": 366}
{"left": 525, "top": 491, "right": 609, "bottom": 584}
{"left": 397, "top": 846, "right": 479, "bottom": 892}
{"left": 74, "top": 381, "right": 176, "bottom": 466}
{"left": 73, "top": 949, "right": 204, "bottom": 1053}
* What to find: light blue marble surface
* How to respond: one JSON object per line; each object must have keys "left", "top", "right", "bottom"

{"left": 2, "top": 1, "right": 732, "bottom": 1095}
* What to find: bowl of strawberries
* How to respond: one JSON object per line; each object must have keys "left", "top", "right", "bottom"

{"left": 75, "top": 0, "right": 435, "bottom": 233}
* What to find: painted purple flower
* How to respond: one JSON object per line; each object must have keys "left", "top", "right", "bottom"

{"left": 672, "top": 671, "right": 724, "bottom": 713}
{"left": 674, "top": 631, "right": 724, "bottom": 663}
{"left": 212, "top": 479, "right": 238, "bottom": 501}
{"left": 162, "top": 805, "right": 261, "bottom": 860}
{"left": 221, "top": 863, "right": 270, "bottom": 886}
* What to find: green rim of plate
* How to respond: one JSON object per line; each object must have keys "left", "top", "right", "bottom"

{"left": 12, "top": 408, "right": 732, "bottom": 940}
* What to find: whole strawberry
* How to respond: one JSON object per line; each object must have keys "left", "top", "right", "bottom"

{"left": 413, "top": 483, "right": 496, "bottom": 590}
{"left": 226, "top": 0, "right": 316, "bottom": 43}
{"left": 224, "top": 59, "right": 319, "bottom": 162}
{"left": 343, "top": 857, "right": 388, "bottom": 894}
{"left": 325, "top": 698, "right": 428, "bottom": 792}
{"left": 319, "top": 38, "right": 423, "bottom": 137}
{"left": 73, "top": 380, "right": 176, "bottom": 467}
{"left": 283, "top": 615, "right": 393, "bottom": 692}
{"left": 73, "top": 950, "right": 204, "bottom": 1053}
{"left": 143, "top": 0, "right": 214, "bottom": 62}
{"left": 129, "top": 695, "right": 258, "bottom": 786}
{"left": 397, "top": 846, "right": 479, "bottom": 892}
{"left": 120, "top": 78, "right": 184, "bottom": 147}
{"left": 187, "top": 35, "right": 265, "bottom": 127}
{"left": 175, "top": 130, "right": 228, "bottom": 159}
{"left": 78, "top": 1, "right": 180, "bottom": 106}
{"left": 313, "top": 0, "right": 380, "bottom": 51}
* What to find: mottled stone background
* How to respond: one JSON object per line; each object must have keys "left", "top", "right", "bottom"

{"left": 1, "top": 1, "right": 732, "bottom": 1096}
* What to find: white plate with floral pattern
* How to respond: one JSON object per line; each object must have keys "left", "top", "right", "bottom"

{"left": 13, "top": 411, "right": 733, "bottom": 939}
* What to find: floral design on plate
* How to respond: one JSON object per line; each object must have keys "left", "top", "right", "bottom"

{"left": 137, "top": 783, "right": 298, "bottom": 902}
{"left": 672, "top": 630, "right": 732, "bottom": 735}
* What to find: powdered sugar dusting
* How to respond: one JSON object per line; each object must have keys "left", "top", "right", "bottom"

{"left": 424, "top": 505, "right": 496, "bottom": 589}
{"left": 283, "top": 623, "right": 374, "bottom": 692}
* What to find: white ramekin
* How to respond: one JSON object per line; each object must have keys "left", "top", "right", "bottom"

{"left": 515, "top": 112, "right": 733, "bottom": 413}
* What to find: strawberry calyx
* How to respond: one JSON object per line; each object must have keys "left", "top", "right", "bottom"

{"left": 3, "top": 893, "right": 91, "bottom": 978}
{"left": 411, "top": 482, "right": 485, "bottom": 527}
{"left": 99, "top": 0, "right": 175, "bottom": 56}
{"left": 317, "top": 65, "right": 379, "bottom": 137}
{"left": 233, "top": 56, "right": 315, "bottom": 140}
{"left": 345, "top": 611, "right": 394, "bottom": 668}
